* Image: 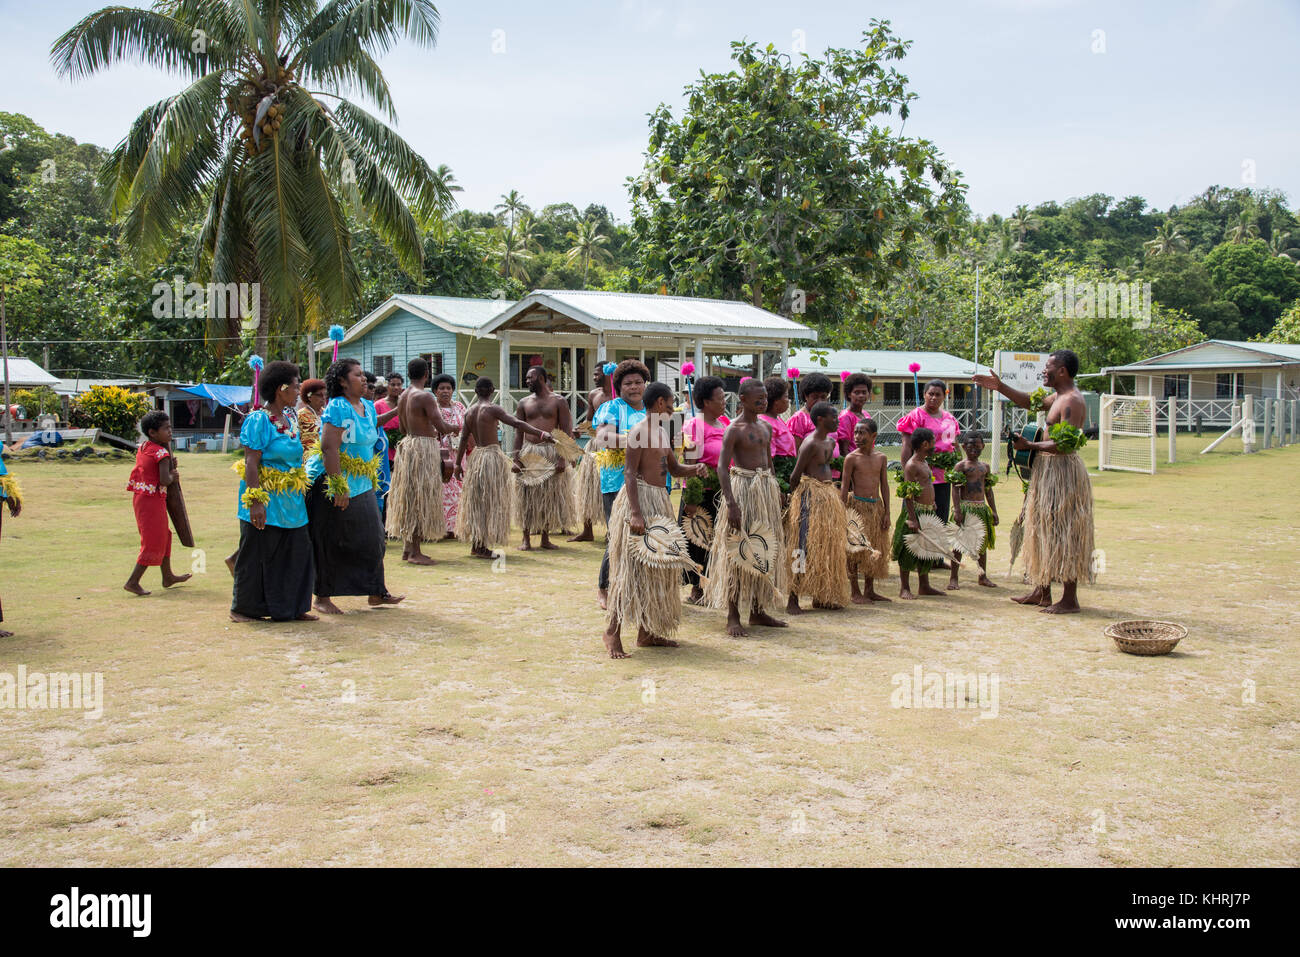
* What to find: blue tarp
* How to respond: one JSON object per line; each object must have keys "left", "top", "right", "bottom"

{"left": 177, "top": 384, "right": 253, "bottom": 414}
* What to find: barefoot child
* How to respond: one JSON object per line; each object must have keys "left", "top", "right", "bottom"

{"left": 841, "top": 419, "right": 891, "bottom": 603}
{"left": 947, "top": 432, "right": 999, "bottom": 590}
{"left": 603, "top": 382, "right": 707, "bottom": 659}
{"left": 0, "top": 451, "right": 22, "bottom": 636}
{"left": 785, "top": 401, "right": 850, "bottom": 614}
{"left": 124, "top": 412, "right": 191, "bottom": 595}
{"left": 703, "top": 378, "right": 789, "bottom": 637}
{"left": 454, "top": 376, "right": 552, "bottom": 558}
{"left": 892, "top": 426, "right": 944, "bottom": 600}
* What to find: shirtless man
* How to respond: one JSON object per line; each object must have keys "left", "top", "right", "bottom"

{"left": 569, "top": 365, "right": 613, "bottom": 543}
{"left": 973, "top": 349, "right": 1094, "bottom": 613}
{"left": 454, "top": 377, "right": 552, "bottom": 558}
{"left": 711, "top": 378, "right": 789, "bottom": 637}
{"left": 512, "top": 365, "right": 573, "bottom": 551}
{"left": 389, "top": 357, "right": 460, "bottom": 565}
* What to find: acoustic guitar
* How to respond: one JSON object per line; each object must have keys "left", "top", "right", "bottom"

{"left": 1006, "top": 423, "right": 1044, "bottom": 484}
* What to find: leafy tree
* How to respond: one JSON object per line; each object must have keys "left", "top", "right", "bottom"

{"left": 1259, "top": 301, "right": 1300, "bottom": 343}
{"left": 1204, "top": 240, "right": 1300, "bottom": 338}
{"left": 565, "top": 218, "right": 611, "bottom": 287}
{"left": 0, "top": 235, "right": 51, "bottom": 441}
{"left": 629, "top": 20, "right": 967, "bottom": 328}
{"left": 51, "top": 0, "right": 455, "bottom": 358}
{"left": 1144, "top": 222, "right": 1188, "bottom": 257}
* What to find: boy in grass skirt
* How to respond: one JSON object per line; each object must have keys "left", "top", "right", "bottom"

{"left": 785, "top": 401, "right": 850, "bottom": 614}
{"left": 840, "top": 418, "right": 891, "bottom": 603}
{"left": 892, "top": 426, "right": 944, "bottom": 600}
{"left": 947, "top": 432, "right": 999, "bottom": 590}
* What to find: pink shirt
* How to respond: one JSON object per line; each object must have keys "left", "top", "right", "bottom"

{"left": 759, "top": 414, "right": 797, "bottom": 458}
{"left": 786, "top": 409, "right": 816, "bottom": 446}
{"left": 836, "top": 407, "right": 873, "bottom": 456}
{"left": 683, "top": 414, "right": 730, "bottom": 468}
{"left": 896, "top": 406, "right": 961, "bottom": 483}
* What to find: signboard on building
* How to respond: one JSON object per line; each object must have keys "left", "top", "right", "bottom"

{"left": 993, "top": 351, "right": 1049, "bottom": 399}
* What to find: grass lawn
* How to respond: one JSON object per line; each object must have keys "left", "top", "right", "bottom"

{"left": 0, "top": 433, "right": 1296, "bottom": 866}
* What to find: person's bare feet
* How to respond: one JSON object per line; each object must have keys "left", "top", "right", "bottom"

{"left": 405, "top": 553, "right": 435, "bottom": 566}
{"left": 1041, "top": 599, "right": 1081, "bottom": 614}
{"left": 296, "top": 613, "right": 320, "bottom": 621}
{"left": 229, "top": 611, "right": 256, "bottom": 622}
{"left": 470, "top": 546, "right": 494, "bottom": 559}
{"left": 540, "top": 537, "right": 559, "bottom": 550}
{"left": 725, "top": 617, "right": 749, "bottom": 637}
{"left": 1012, "top": 587, "right": 1047, "bottom": 605}
{"left": 946, "top": 579, "right": 960, "bottom": 591}
{"left": 517, "top": 541, "right": 533, "bottom": 551}
{"left": 162, "top": 573, "right": 192, "bottom": 587}
{"left": 867, "top": 589, "right": 891, "bottom": 602}
{"left": 918, "top": 584, "right": 945, "bottom": 597}
{"left": 314, "top": 597, "right": 344, "bottom": 615}
{"left": 636, "top": 630, "right": 679, "bottom": 648}
{"left": 978, "top": 575, "right": 998, "bottom": 588}
{"left": 597, "top": 588, "right": 608, "bottom": 611}
{"left": 899, "top": 587, "right": 916, "bottom": 600}
{"left": 749, "top": 611, "right": 787, "bottom": 628}
{"left": 123, "top": 583, "right": 151, "bottom": 596}
{"left": 368, "top": 592, "right": 405, "bottom": 606}
{"left": 602, "top": 628, "right": 630, "bottom": 659}
{"left": 568, "top": 526, "right": 594, "bottom": 542}
{"left": 685, "top": 588, "right": 706, "bottom": 606}
{"left": 786, "top": 596, "right": 802, "bottom": 616}
{"left": 851, "top": 593, "right": 868, "bottom": 604}
{"left": 0, "top": 629, "right": 12, "bottom": 638}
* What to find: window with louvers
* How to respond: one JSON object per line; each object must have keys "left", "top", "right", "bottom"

{"left": 373, "top": 355, "right": 394, "bottom": 377}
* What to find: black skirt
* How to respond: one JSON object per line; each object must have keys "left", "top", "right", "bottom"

{"left": 231, "top": 520, "right": 315, "bottom": 621}
{"left": 307, "top": 478, "right": 388, "bottom": 598}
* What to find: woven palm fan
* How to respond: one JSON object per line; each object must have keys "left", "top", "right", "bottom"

{"left": 1008, "top": 501, "right": 1027, "bottom": 569}
{"left": 515, "top": 452, "right": 556, "bottom": 487}
{"left": 551, "top": 431, "right": 583, "bottom": 465}
{"left": 845, "top": 510, "right": 879, "bottom": 558}
{"left": 726, "top": 522, "right": 780, "bottom": 578}
{"left": 903, "top": 512, "right": 955, "bottom": 561}
{"left": 630, "top": 515, "right": 707, "bottom": 581}
{"left": 953, "top": 518, "right": 987, "bottom": 557}
{"left": 681, "top": 509, "right": 714, "bottom": 549}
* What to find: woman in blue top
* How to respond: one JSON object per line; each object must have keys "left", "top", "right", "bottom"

{"left": 592, "top": 358, "right": 651, "bottom": 608}
{"left": 230, "top": 361, "right": 316, "bottom": 622}
{"left": 306, "top": 358, "right": 405, "bottom": 614}
{"left": 0, "top": 450, "right": 23, "bottom": 637}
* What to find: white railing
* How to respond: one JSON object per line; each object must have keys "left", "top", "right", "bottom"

{"left": 1155, "top": 397, "right": 1237, "bottom": 427}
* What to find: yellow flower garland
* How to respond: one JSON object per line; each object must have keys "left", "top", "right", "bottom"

{"left": 231, "top": 460, "right": 309, "bottom": 495}
{"left": 594, "top": 447, "right": 626, "bottom": 469}
{"left": 304, "top": 442, "right": 381, "bottom": 486}
{"left": 0, "top": 474, "right": 21, "bottom": 506}
{"left": 240, "top": 487, "right": 271, "bottom": 509}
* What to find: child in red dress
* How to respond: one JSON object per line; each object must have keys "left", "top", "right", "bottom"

{"left": 124, "top": 411, "right": 191, "bottom": 595}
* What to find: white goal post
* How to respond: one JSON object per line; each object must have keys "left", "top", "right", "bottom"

{"left": 1099, "top": 394, "right": 1156, "bottom": 475}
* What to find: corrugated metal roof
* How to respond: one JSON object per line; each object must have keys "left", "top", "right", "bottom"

{"left": 320, "top": 295, "right": 515, "bottom": 349}
{"left": 1100, "top": 339, "right": 1300, "bottom": 373}
{"left": 488, "top": 290, "right": 816, "bottom": 339}
{"left": 1219, "top": 340, "right": 1300, "bottom": 361}
{"left": 2, "top": 357, "right": 59, "bottom": 387}
{"left": 785, "top": 348, "right": 979, "bottom": 379}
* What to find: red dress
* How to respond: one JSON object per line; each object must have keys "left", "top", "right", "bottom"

{"left": 128, "top": 440, "right": 172, "bottom": 565}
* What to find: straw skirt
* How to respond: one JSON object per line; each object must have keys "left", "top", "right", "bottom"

{"left": 785, "top": 479, "right": 851, "bottom": 607}
{"left": 847, "top": 497, "right": 891, "bottom": 579}
{"left": 457, "top": 444, "right": 513, "bottom": 549}
{"left": 606, "top": 480, "right": 681, "bottom": 639}
{"left": 573, "top": 452, "right": 605, "bottom": 528}
{"left": 703, "top": 467, "right": 787, "bottom": 616}
{"left": 1023, "top": 451, "right": 1095, "bottom": 587}
{"left": 892, "top": 503, "right": 942, "bottom": 575}
{"left": 384, "top": 435, "right": 446, "bottom": 543}
{"left": 513, "top": 440, "right": 575, "bottom": 533}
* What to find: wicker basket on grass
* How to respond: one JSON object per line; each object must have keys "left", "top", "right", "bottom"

{"left": 1105, "top": 620, "right": 1187, "bottom": 656}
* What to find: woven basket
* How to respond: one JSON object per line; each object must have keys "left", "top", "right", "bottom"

{"left": 1105, "top": 620, "right": 1187, "bottom": 656}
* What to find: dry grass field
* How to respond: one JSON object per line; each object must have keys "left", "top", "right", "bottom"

{"left": 0, "top": 434, "right": 1296, "bottom": 866}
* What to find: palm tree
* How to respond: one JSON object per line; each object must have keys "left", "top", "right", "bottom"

{"left": 434, "top": 164, "right": 462, "bottom": 196}
{"left": 1007, "top": 204, "right": 1040, "bottom": 248}
{"left": 494, "top": 190, "right": 528, "bottom": 237}
{"left": 1269, "top": 231, "right": 1298, "bottom": 260}
{"left": 1227, "top": 211, "right": 1260, "bottom": 244}
{"left": 1144, "top": 222, "right": 1188, "bottom": 257}
{"left": 515, "top": 212, "right": 542, "bottom": 255}
{"left": 51, "top": 0, "right": 454, "bottom": 357}
{"left": 492, "top": 228, "right": 533, "bottom": 282}
{"left": 565, "top": 217, "right": 612, "bottom": 287}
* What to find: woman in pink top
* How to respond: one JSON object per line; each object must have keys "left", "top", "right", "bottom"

{"left": 679, "top": 376, "right": 729, "bottom": 604}
{"left": 897, "top": 379, "right": 962, "bottom": 523}
{"left": 836, "top": 373, "right": 875, "bottom": 456}
{"left": 785, "top": 371, "right": 833, "bottom": 449}
{"left": 760, "top": 375, "right": 798, "bottom": 495}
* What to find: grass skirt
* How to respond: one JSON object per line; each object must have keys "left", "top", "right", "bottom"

{"left": 457, "top": 444, "right": 512, "bottom": 549}
{"left": 847, "top": 496, "right": 891, "bottom": 579}
{"left": 785, "top": 479, "right": 851, "bottom": 607}
{"left": 958, "top": 501, "right": 996, "bottom": 554}
{"left": 1023, "top": 451, "right": 1095, "bottom": 587}
{"left": 606, "top": 480, "right": 681, "bottom": 639}
{"left": 892, "top": 502, "right": 942, "bottom": 575}
{"left": 513, "top": 441, "right": 575, "bottom": 533}
{"left": 385, "top": 435, "right": 446, "bottom": 543}
{"left": 573, "top": 452, "right": 605, "bottom": 527}
{"left": 231, "top": 519, "right": 314, "bottom": 620}
{"left": 703, "top": 467, "right": 787, "bottom": 615}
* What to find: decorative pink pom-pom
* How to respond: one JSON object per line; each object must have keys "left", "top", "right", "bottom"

{"left": 787, "top": 368, "right": 800, "bottom": 379}
{"left": 908, "top": 362, "right": 921, "bottom": 374}
{"left": 740, "top": 376, "right": 752, "bottom": 384}
{"left": 840, "top": 370, "right": 851, "bottom": 381}
{"left": 681, "top": 361, "right": 696, "bottom": 376}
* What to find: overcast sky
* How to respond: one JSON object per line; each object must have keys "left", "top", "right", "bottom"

{"left": 2, "top": 0, "right": 1296, "bottom": 220}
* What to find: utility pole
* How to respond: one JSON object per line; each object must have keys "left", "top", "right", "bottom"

{"left": 1, "top": 283, "right": 11, "bottom": 446}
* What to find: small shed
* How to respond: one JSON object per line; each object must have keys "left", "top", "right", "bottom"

{"left": 2, "top": 356, "right": 59, "bottom": 389}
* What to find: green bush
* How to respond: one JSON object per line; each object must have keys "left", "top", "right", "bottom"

{"left": 13, "top": 386, "right": 61, "bottom": 417}
{"left": 71, "top": 385, "right": 151, "bottom": 438}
